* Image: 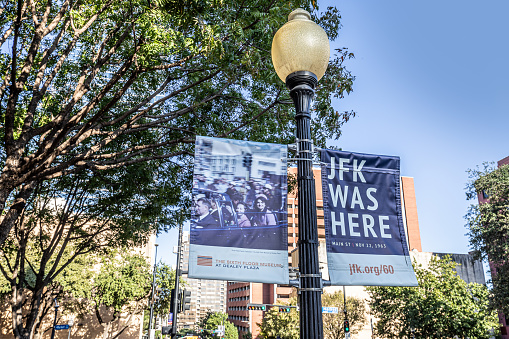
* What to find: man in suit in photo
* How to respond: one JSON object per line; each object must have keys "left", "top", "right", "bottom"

{"left": 195, "top": 198, "right": 220, "bottom": 229}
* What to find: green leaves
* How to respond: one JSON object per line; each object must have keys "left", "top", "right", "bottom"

{"left": 322, "top": 291, "right": 366, "bottom": 338}
{"left": 153, "top": 261, "right": 182, "bottom": 314}
{"left": 93, "top": 251, "right": 151, "bottom": 312}
{"left": 257, "top": 298, "right": 299, "bottom": 339}
{"left": 367, "top": 256, "right": 499, "bottom": 339}
{"left": 466, "top": 162, "right": 509, "bottom": 315}
{"left": 199, "top": 312, "right": 238, "bottom": 339}
{"left": 1, "top": 0, "right": 356, "bottom": 245}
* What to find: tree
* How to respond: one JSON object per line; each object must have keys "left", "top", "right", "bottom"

{"left": 0, "top": 246, "right": 152, "bottom": 339}
{"left": 257, "top": 300, "right": 299, "bottom": 339}
{"left": 86, "top": 251, "right": 152, "bottom": 339}
{"left": 321, "top": 290, "right": 366, "bottom": 339}
{"left": 143, "top": 261, "right": 182, "bottom": 331}
{"left": 0, "top": 240, "right": 97, "bottom": 339}
{"left": 0, "top": 164, "right": 171, "bottom": 339}
{"left": 199, "top": 311, "right": 238, "bottom": 339}
{"left": 153, "top": 261, "right": 180, "bottom": 316}
{"left": 466, "top": 162, "right": 509, "bottom": 315}
{"left": 367, "top": 256, "right": 499, "bottom": 339}
{"left": 0, "top": 0, "right": 355, "bottom": 249}
{"left": 1, "top": 2, "right": 355, "bottom": 337}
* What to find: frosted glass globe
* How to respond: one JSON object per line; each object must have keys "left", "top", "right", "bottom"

{"left": 271, "top": 9, "right": 330, "bottom": 83}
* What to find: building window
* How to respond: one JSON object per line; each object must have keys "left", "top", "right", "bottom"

{"left": 259, "top": 161, "right": 276, "bottom": 167}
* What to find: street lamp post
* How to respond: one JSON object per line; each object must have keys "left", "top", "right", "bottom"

{"left": 148, "top": 243, "right": 159, "bottom": 339}
{"left": 50, "top": 298, "right": 59, "bottom": 339}
{"left": 272, "top": 8, "right": 330, "bottom": 339}
{"left": 67, "top": 318, "right": 74, "bottom": 339}
{"left": 171, "top": 222, "right": 184, "bottom": 339}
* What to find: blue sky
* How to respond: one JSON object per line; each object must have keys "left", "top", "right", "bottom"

{"left": 155, "top": 1, "right": 509, "bottom": 266}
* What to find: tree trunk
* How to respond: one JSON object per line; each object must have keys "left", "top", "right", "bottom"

{"left": 0, "top": 179, "right": 37, "bottom": 247}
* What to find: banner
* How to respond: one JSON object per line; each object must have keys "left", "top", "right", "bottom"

{"left": 189, "top": 136, "right": 289, "bottom": 284}
{"left": 321, "top": 150, "right": 417, "bottom": 286}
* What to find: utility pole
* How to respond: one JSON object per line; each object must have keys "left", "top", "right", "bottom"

{"left": 148, "top": 243, "right": 159, "bottom": 339}
{"left": 343, "top": 285, "right": 347, "bottom": 315}
{"left": 50, "top": 298, "right": 58, "bottom": 339}
{"left": 344, "top": 286, "right": 350, "bottom": 339}
{"left": 171, "top": 222, "right": 184, "bottom": 339}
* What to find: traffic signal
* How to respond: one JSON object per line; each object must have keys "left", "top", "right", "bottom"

{"left": 279, "top": 307, "right": 291, "bottom": 313}
{"left": 170, "top": 289, "right": 176, "bottom": 314}
{"left": 247, "top": 304, "right": 266, "bottom": 311}
{"left": 183, "top": 290, "right": 191, "bottom": 311}
{"left": 178, "top": 290, "right": 191, "bottom": 312}
{"left": 344, "top": 319, "right": 350, "bottom": 333}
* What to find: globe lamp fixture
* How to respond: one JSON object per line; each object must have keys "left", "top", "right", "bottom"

{"left": 271, "top": 8, "right": 330, "bottom": 83}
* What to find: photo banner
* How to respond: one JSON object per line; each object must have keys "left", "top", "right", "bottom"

{"left": 189, "top": 136, "right": 289, "bottom": 284}
{"left": 321, "top": 150, "right": 417, "bottom": 286}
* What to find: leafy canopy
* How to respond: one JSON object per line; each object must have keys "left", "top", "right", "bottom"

{"left": 0, "top": 0, "right": 355, "bottom": 247}
{"left": 367, "top": 256, "right": 499, "bottom": 339}
{"left": 199, "top": 311, "right": 238, "bottom": 339}
{"left": 257, "top": 298, "right": 299, "bottom": 339}
{"left": 466, "top": 162, "right": 509, "bottom": 314}
{"left": 322, "top": 290, "right": 366, "bottom": 339}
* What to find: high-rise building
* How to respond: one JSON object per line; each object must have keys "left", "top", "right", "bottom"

{"left": 177, "top": 231, "right": 227, "bottom": 330}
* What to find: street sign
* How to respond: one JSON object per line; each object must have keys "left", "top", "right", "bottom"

{"left": 54, "top": 324, "right": 69, "bottom": 330}
{"left": 345, "top": 333, "right": 351, "bottom": 339}
{"left": 322, "top": 307, "right": 339, "bottom": 314}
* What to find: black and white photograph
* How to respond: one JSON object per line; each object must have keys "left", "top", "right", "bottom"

{"left": 190, "top": 136, "right": 288, "bottom": 250}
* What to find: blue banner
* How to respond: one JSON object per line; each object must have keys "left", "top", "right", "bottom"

{"left": 321, "top": 150, "right": 417, "bottom": 286}
{"left": 189, "top": 136, "right": 289, "bottom": 284}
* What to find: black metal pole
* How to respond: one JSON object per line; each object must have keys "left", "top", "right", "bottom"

{"left": 50, "top": 298, "right": 58, "bottom": 339}
{"left": 287, "top": 70, "right": 323, "bottom": 339}
{"left": 343, "top": 285, "right": 347, "bottom": 316}
{"left": 171, "top": 223, "right": 183, "bottom": 339}
{"left": 148, "top": 244, "right": 159, "bottom": 337}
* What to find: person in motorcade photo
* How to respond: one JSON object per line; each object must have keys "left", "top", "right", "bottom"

{"left": 194, "top": 198, "right": 220, "bottom": 229}
{"left": 250, "top": 195, "right": 277, "bottom": 227}
{"left": 236, "top": 202, "right": 251, "bottom": 228}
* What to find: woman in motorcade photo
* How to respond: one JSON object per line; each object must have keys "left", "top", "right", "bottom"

{"left": 236, "top": 202, "right": 251, "bottom": 227}
{"left": 250, "top": 195, "right": 277, "bottom": 227}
